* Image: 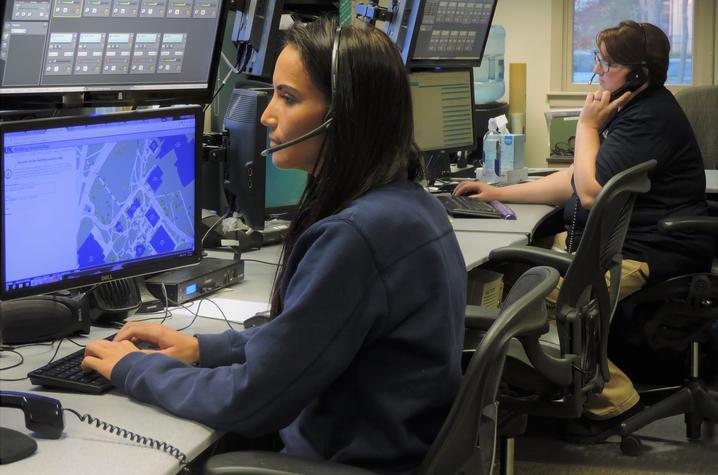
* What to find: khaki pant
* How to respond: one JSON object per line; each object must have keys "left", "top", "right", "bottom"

{"left": 548, "top": 232, "right": 650, "bottom": 420}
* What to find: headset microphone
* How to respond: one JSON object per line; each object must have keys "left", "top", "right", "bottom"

{"left": 260, "top": 116, "right": 333, "bottom": 157}
{"left": 589, "top": 72, "right": 597, "bottom": 85}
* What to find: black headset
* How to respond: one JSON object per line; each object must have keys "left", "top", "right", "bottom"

{"left": 260, "top": 26, "right": 341, "bottom": 157}
{"left": 623, "top": 22, "right": 649, "bottom": 87}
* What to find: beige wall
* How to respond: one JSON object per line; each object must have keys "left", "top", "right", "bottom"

{"left": 494, "top": 0, "right": 718, "bottom": 168}
{"left": 491, "top": 0, "right": 554, "bottom": 167}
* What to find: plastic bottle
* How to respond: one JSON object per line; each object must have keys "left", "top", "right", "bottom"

{"left": 482, "top": 118, "right": 501, "bottom": 183}
{"left": 473, "top": 25, "right": 505, "bottom": 104}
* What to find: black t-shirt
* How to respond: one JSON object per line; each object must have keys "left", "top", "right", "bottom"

{"left": 563, "top": 85, "right": 713, "bottom": 283}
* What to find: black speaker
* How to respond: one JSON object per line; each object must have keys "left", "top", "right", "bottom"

{"left": 86, "top": 278, "right": 142, "bottom": 324}
{"left": 0, "top": 294, "right": 91, "bottom": 345}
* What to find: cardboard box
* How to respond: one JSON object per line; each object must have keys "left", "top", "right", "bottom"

{"left": 467, "top": 268, "right": 504, "bottom": 308}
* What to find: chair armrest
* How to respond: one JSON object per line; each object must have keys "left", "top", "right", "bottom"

{"left": 465, "top": 305, "right": 500, "bottom": 330}
{"left": 659, "top": 215, "right": 718, "bottom": 235}
{"left": 465, "top": 304, "right": 550, "bottom": 338}
{"left": 205, "top": 451, "right": 376, "bottom": 475}
{"left": 489, "top": 246, "right": 573, "bottom": 274}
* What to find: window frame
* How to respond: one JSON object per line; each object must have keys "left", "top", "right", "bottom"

{"left": 548, "top": 0, "right": 716, "bottom": 106}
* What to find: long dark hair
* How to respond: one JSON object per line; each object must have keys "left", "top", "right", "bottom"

{"left": 597, "top": 20, "right": 670, "bottom": 86}
{"left": 269, "top": 18, "right": 423, "bottom": 315}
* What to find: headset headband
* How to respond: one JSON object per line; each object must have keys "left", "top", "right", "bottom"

{"left": 331, "top": 26, "right": 341, "bottom": 108}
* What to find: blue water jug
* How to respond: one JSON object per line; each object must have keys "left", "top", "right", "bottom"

{"left": 474, "top": 25, "right": 505, "bottom": 104}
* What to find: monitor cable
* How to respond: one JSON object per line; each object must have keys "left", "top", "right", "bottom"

{"left": 0, "top": 348, "right": 24, "bottom": 372}
{"left": 201, "top": 208, "right": 233, "bottom": 246}
{"left": 204, "top": 48, "right": 245, "bottom": 114}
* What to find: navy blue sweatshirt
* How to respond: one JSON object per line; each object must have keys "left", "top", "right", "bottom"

{"left": 111, "top": 179, "right": 467, "bottom": 473}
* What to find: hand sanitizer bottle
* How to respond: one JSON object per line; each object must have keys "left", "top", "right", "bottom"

{"left": 483, "top": 118, "right": 500, "bottom": 183}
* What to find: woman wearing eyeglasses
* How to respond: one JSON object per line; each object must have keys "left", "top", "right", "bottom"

{"left": 455, "top": 21, "right": 712, "bottom": 442}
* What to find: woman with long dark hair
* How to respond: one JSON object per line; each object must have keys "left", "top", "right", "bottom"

{"left": 83, "top": 18, "right": 466, "bottom": 472}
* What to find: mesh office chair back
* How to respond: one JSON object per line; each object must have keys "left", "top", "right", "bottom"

{"left": 555, "top": 159, "right": 655, "bottom": 415}
{"left": 486, "top": 160, "right": 656, "bottom": 420}
{"left": 674, "top": 86, "right": 718, "bottom": 169}
{"left": 420, "top": 266, "right": 559, "bottom": 475}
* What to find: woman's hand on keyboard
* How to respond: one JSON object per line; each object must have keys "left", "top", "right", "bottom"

{"left": 82, "top": 339, "right": 143, "bottom": 379}
{"left": 453, "top": 180, "right": 500, "bottom": 201}
{"left": 114, "top": 322, "right": 200, "bottom": 365}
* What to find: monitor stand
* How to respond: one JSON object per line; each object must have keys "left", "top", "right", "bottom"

{"left": 424, "top": 152, "right": 451, "bottom": 185}
{"left": 258, "top": 219, "right": 290, "bottom": 246}
{"left": 200, "top": 214, "right": 262, "bottom": 252}
{"left": 201, "top": 214, "right": 289, "bottom": 250}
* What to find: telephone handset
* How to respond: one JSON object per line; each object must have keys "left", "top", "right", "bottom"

{"left": 610, "top": 68, "right": 648, "bottom": 101}
{"left": 0, "top": 391, "right": 64, "bottom": 439}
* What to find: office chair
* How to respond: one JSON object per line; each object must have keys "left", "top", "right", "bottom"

{"left": 616, "top": 215, "right": 718, "bottom": 455}
{"left": 674, "top": 85, "right": 718, "bottom": 169}
{"left": 203, "top": 266, "right": 560, "bottom": 475}
{"left": 465, "top": 161, "right": 655, "bottom": 435}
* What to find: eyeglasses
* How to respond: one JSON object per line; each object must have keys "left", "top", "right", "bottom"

{"left": 593, "top": 51, "right": 625, "bottom": 72}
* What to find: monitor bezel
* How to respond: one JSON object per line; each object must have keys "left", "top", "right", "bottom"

{"left": 409, "top": 67, "right": 477, "bottom": 154}
{"left": 0, "top": 106, "right": 203, "bottom": 301}
{"left": 0, "top": 1, "right": 230, "bottom": 109}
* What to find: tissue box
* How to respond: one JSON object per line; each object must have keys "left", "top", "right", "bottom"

{"left": 498, "top": 134, "right": 525, "bottom": 175}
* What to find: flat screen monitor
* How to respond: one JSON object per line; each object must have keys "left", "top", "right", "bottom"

{"left": 384, "top": 0, "right": 497, "bottom": 69}
{"left": 230, "top": 0, "right": 285, "bottom": 80}
{"left": 410, "top": 68, "right": 476, "bottom": 153}
{"left": 0, "top": 0, "right": 229, "bottom": 108}
{"left": 1, "top": 106, "right": 202, "bottom": 301}
{"left": 223, "top": 86, "right": 305, "bottom": 230}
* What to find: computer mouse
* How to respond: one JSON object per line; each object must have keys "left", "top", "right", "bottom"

{"left": 244, "top": 310, "right": 271, "bottom": 328}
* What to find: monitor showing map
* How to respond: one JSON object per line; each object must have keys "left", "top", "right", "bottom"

{"left": 0, "top": 106, "right": 202, "bottom": 300}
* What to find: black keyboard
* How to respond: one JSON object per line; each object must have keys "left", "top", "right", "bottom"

{"left": 437, "top": 195, "right": 502, "bottom": 219}
{"left": 28, "top": 335, "right": 157, "bottom": 394}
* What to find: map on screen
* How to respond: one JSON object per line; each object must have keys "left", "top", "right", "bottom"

{"left": 2, "top": 114, "right": 196, "bottom": 291}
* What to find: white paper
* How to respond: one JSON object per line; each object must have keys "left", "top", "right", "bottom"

{"left": 171, "top": 298, "right": 269, "bottom": 324}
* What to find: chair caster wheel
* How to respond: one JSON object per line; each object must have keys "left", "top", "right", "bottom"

{"left": 620, "top": 435, "right": 641, "bottom": 456}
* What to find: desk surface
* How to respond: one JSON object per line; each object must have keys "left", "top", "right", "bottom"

{"left": 0, "top": 291, "right": 245, "bottom": 475}
{"left": 0, "top": 205, "right": 555, "bottom": 474}
{"left": 454, "top": 231, "right": 527, "bottom": 271}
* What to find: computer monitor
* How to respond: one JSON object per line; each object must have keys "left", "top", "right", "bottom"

{"left": 265, "top": 161, "right": 306, "bottom": 219}
{"left": 384, "top": 0, "right": 497, "bottom": 69}
{"left": 1, "top": 106, "right": 202, "bottom": 301}
{"left": 222, "top": 87, "right": 305, "bottom": 230}
{"left": 409, "top": 68, "right": 476, "bottom": 154}
{"left": 230, "top": 0, "right": 285, "bottom": 80}
{"left": 0, "top": 0, "right": 229, "bottom": 108}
